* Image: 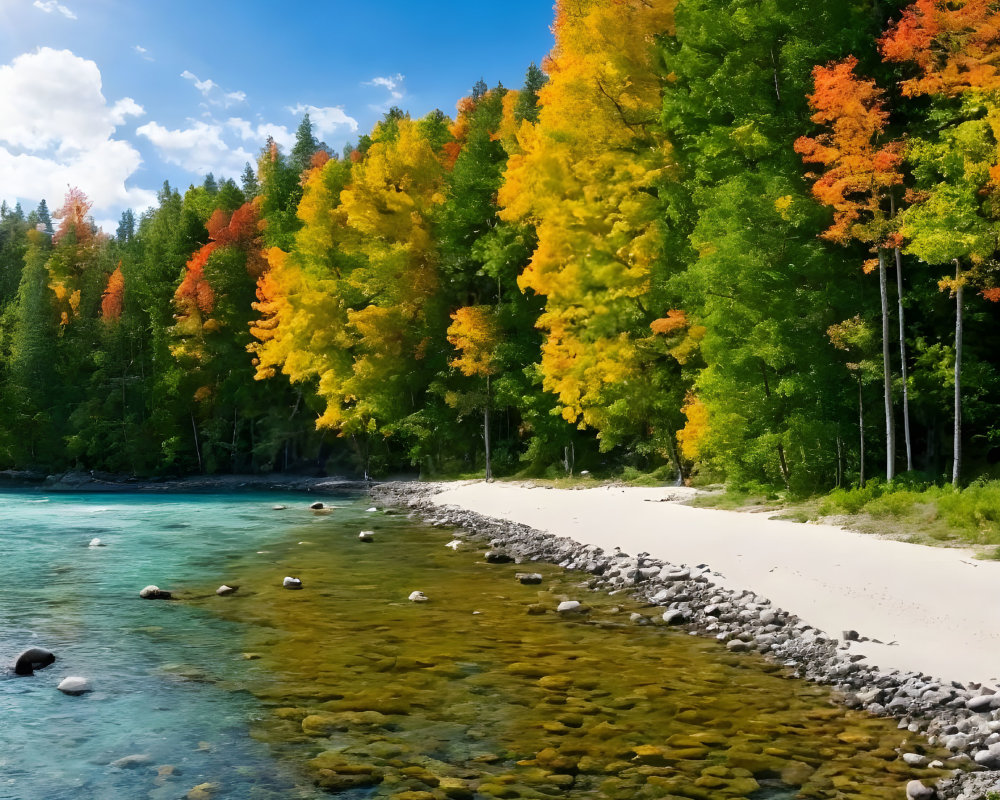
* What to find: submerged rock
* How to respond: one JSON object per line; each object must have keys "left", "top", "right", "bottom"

{"left": 408, "top": 591, "right": 429, "bottom": 603}
{"left": 88, "top": 537, "right": 104, "bottom": 547}
{"left": 272, "top": 504, "right": 287, "bottom": 510}
{"left": 556, "top": 600, "right": 583, "bottom": 614}
{"left": 215, "top": 585, "right": 238, "bottom": 596}
{"left": 309, "top": 501, "right": 325, "bottom": 510}
{"left": 358, "top": 531, "right": 374, "bottom": 542}
{"left": 139, "top": 585, "right": 171, "bottom": 600}
{"left": 110, "top": 754, "right": 153, "bottom": 769}
{"left": 13, "top": 647, "right": 55, "bottom": 676}
{"left": 283, "top": 577, "right": 303, "bottom": 590}
{"left": 516, "top": 572, "right": 543, "bottom": 585}
{"left": 485, "top": 550, "right": 514, "bottom": 564}
{"left": 57, "top": 676, "right": 92, "bottom": 695}
{"left": 445, "top": 539, "right": 462, "bottom": 550}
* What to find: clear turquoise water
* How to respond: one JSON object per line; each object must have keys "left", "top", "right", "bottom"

{"left": 0, "top": 491, "right": 354, "bottom": 800}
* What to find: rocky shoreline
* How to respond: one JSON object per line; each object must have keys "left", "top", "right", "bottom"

{"left": 372, "top": 481, "right": 1000, "bottom": 800}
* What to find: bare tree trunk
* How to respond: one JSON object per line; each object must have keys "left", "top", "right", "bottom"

{"left": 894, "top": 246, "right": 913, "bottom": 472}
{"left": 760, "top": 360, "right": 791, "bottom": 490}
{"left": 953, "top": 259, "right": 964, "bottom": 487}
{"left": 878, "top": 249, "right": 896, "bottom": 481}
{"left": 665, "top": 431, "right": 684, "bottom": 486}
{"left": 858, "top": 376, "right": 866, "bottom": 487}
{"left": 190, "top": 412, "right": 203, "bottom": 473}
{"left": 483, "top": 374, "right": 492, "bottom": 482}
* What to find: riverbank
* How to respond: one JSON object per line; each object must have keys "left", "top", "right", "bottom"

{"left": 372, "top": 480, "right": 1000, "bottom": 800}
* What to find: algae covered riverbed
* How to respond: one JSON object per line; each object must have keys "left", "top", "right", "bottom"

{"left": 0, "top": 491, "right": 954, "bottom": 798}
{"left": 193, "top": 496, "right": 952, "bottom": 799}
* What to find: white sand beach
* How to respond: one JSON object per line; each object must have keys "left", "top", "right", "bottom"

{"left": 428, "top": 481, "right": 1000, "bottom": 688}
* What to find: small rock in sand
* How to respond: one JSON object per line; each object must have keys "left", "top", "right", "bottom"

{"left": 57, "top": 676, "right": 92, "bottom": 695}
{"left": 409, "top": 591, "right": 429, "bottom": 603}
{"left": 215, "top": 585, "right": 238, "bottom": 596}
{"left": 139, "top": 585, "right": 171, "bottom": 600}
{"left": 283, "top": 577, "right": 302, "bottom": 589}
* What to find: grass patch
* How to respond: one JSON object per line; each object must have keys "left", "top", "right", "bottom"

{"left": 810, "top": 479, "right": 1000, "bottom": 548}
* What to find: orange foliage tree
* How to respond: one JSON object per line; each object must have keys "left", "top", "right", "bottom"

{"left": 794, "top": 56, "right": 908, "bottom": 477}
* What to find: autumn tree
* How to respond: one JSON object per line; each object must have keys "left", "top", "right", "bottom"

{"left": 794, "top": 56, "right": 907, "bottom": 478}
{"left": 501, "top": 0, "right": 684, "bottom": 472}
{"left": 447, "top": 305, "right": 501, "bottom": 479}
{"left": 881, "top": 0, "right": 1000, "bottom": 484}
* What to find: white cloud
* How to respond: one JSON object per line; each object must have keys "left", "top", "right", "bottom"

{"left": 133, "top": 45, "right": 153, "bottom": 62}
{"left": 32, "top": 0, "right": 76, "bottom": 20}
{"left": 181, "top": 69, "right": 245, "bottom": 108}
{"left": 287, "top": 104, "right": 358, "bottom": 141}
{"left": 0, "top": 47, "right": 152, "bottom": 217}
{"left": 226, "top": 117, "right": 295, "bottom": 151}
{"left": 364, "top": 73, "right": 405, "bottom": 113}
{"left": 137, "top": 120, "right": 254, "bottom": 176}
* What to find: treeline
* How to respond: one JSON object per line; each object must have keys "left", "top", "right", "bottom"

{"left": 2, "top": 0, "right": 1000, "bottom": 491}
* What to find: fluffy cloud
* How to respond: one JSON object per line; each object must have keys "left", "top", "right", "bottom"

{"left": 365, "top": 74, "right": 405, "bottom": 112}
{"left": 32, "top": 1, "right": 76, "bottom": 20}
{"left": 0, "top": 48, "right": 153, "bottom": 216}
{"left": 181, "top": 69, "right": 246, "bottom": 108}
{"left": 287, "top": 104, "right": 358, "bottom": 141}
{"left": 226, "top": 117, "right": 295, "bottom": 151}
{"left": 137, "top": 120, "right": 254, "bottom": 176}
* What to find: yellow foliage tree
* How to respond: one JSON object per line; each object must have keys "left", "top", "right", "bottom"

{"left": 499, "top": 0, "right": 682, "bottom": 463}
{"left": 250, "top": 116, "right": 446, "bottom": 477}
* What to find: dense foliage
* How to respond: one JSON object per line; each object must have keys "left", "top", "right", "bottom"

{"left": 2, "top": 0, "right": 1000, "bottom": 489}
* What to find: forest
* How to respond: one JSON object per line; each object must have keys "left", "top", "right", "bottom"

{"left": 0, "top": 0, "right": 999, "bottom": 493}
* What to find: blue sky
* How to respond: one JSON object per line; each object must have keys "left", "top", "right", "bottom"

{"left": 0, "top": 0, "right": 554, "bottom": 230}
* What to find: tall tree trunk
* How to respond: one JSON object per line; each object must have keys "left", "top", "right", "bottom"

{"left": 953, "top": 259, "right": 964, "bottom": 487}
{"left": 665, "top": 431, "right": 684, "bottom": 486}
{"left": 483, "top": 374, "right": 492, "bottom": 482}
{"left": 878, "top": 249, "right": 896, "bottom": 480}
{"left": 190, "top": 412, "right": 203, "bottom": 473}
{"left": 894, "top": 246, "right": 913, "bottom": 472}
{"left": 760, "top": 360, "right": 791, "bottom": 489}
{"left": 858, "top": 375, "right": 866, "bottom": 487}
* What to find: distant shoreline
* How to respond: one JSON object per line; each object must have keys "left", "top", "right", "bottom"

{"left": 0, "top": 470, "right": 381, "bottom": 494}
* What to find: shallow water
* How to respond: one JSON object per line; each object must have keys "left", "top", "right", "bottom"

{"left": 0, "top": 492, "right": 950, "bottom": 799}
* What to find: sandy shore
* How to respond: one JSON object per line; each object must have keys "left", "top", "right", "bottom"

{"left": 426, "top": 481, "right": 1000, "bottom": 688}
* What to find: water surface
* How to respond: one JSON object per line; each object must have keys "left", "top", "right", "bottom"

{"left": 0, "top": 491, "right": 949, "bottom": 799}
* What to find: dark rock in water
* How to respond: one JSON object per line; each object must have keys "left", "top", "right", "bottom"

{"left": 14, "top": 647, "right": 55, "bottom": 676}
{"left": 139, "top": 585, "right": 172, "bottom": 600}
{"left": 283, "top": 576, "right": 303, "bottom": 589}
{"left": 485, "top": 550, "right": 514, "bottom": 564}
{"left": 309, "top": 501, "right": 325, "bottom": 510}
{"left": 516, "top": 572, "right": 543, "bottom": 585}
